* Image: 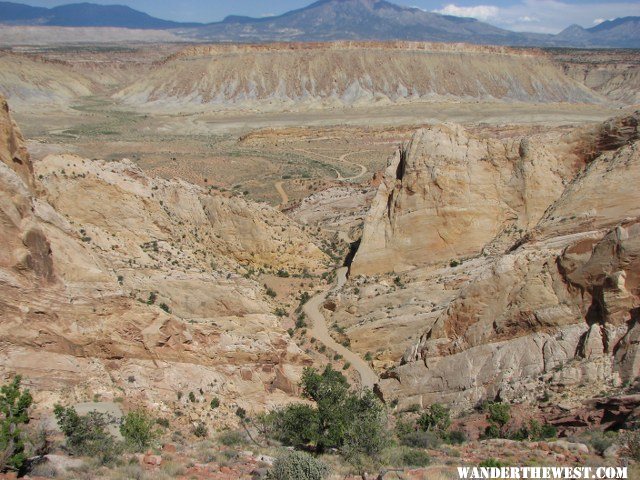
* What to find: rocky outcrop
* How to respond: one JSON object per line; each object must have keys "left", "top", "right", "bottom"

{"left": 349, "top": 112, "right": 640, "bottom": 412}
{"left": 0, "top": 95, "right": 325, "bottom": 421}
{"left": 350, "top": 123, "right": 589, "bottom": 275}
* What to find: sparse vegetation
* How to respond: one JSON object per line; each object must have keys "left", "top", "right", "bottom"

{"left": 267, "top": 450, "right": 329, "bottom": 480}
{"left": 53, "top": 404, "right": 121, "bottom": 464}
{"left": 120, "top": 409, "right": 158, "bottom": 452}
{"left": 0, "top": 376, "right": 33, "bottom": 472}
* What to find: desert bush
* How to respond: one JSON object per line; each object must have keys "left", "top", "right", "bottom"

{"left": 156, "top": 418, "right": 170, "bottom": 429}
{"left": 210, "top": 397, "right": 220, "bottom": 409}
{"left": 0, "top": 375, "right": 33, "bottom": 473}
{"left": 399, "top": 448, "right": 431, "bottom": 467}
{"left": 479, "top": 458, "right": 506, "bottom": 468}
{"left": 267, "top": 450, "right": 329, "bottom": 480}
{"left": 268, "top": 365, "right": 388, "bottom": 469}
{"left": 218, "top": 430, "right": 245, "bottom": 446}
{"left": 53, "top": 404, "right": 121, "bottom": 464}
{"left": 399, "top": 429, "right": 442, "bottom": 449}
{"left": 193, "top": 423, "right": 208, "bottom": 438}
{"left": 120, "top": 409, "right": 158, "bottom": 452}
{"left": 418, "top": 403, "right": 451, "bottom": 433}
{"left": 482, "top": 402, "right": 511, "bottom": 439}
{"left": 268, "top": 404, "right": 319, "bottom": 448}
{"left": 444, "top": 430, "right": 467, "bottom": 445}
{"left": 587, "top": 430, "right": 616, "bottom": 455}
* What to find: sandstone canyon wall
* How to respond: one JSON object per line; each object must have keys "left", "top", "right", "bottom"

{"left": 350, "top": 113, "right": 639, "bottom": 412}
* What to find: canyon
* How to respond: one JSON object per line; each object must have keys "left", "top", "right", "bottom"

{"left": 0, "top": 35, "right": 638, "bottom": 478}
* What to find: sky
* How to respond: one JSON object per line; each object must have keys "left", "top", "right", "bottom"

{"left": 18, "top": 0, "right": 640, "bottom": 34}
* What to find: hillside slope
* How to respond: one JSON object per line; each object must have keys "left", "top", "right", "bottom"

{"left": 0, "top": 93, "right": 326, "bottom": 418}
{"left": 115, "top": 43, "right": 604, "bottom": 111}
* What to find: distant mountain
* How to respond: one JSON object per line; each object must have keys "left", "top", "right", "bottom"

{"left": 0, "top": 0, "right": 638, "bottom": 47}
{"left": 0, "top": 1, "right": 202, "bottom": 29}
{"left": 192, "top": 0, "right": 539, "bottom": 45}
{"left": 556, "top": 17, "right": 640, "bottom": 47}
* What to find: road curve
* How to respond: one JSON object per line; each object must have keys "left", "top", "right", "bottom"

{"left": 303, "top": 267, "right": 379, "bottom": 390}
{"left": 274, "top": 181, "right": 289, "bottom": 206}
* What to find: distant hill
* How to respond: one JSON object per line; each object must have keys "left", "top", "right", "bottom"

{"left": 556, "top": 17, "right": 640, "bottom": 48}
{"left": 0, "top": 1, "right": 202, "bottom": 29}
{"left": 0, "top": 0, "right": 638, "bottom": 47}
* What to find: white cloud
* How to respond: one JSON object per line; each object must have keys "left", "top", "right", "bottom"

{"left": 434, "top": 4, "right": 500, "bottom": 21}
{"left": 430, "top": 1, "right": 640, "bottom": 34}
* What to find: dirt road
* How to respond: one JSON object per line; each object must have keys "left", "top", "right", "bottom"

{"left": 303, "top": 267, "right": 378, "bottom": 390}
{"left": 274, "top": 181, "right": 289, "bottom": 206}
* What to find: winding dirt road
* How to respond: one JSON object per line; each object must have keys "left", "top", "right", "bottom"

{"left": 292, "top": 147, "right": 368, "bottom": 182}
{"left": 274, "top": 181, "right": 289, "bottom": 206}
{"left": 303, "top": 267, "right": 378, "bottom": 390}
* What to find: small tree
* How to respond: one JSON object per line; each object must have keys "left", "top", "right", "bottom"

{"left": 53, "top": 405, "right": 120, "bottom": 464}
{"left": 120, "top": 409, "right": 157, "bottom": 452}
{"left": 482, "top": 402, "right": 511, "bottom": 439}
{"left": 0, "top": 376, "right": 33, "bottom": 472}
{"left": 267, "top": 450, "right": 329, "bottom": 480}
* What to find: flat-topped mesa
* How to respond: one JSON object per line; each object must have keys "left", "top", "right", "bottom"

{"left": 166, "top": 41, "right": 545, "bottom": 61}
{"left": 116, "top": 43, "right": 601, "bottom": 109}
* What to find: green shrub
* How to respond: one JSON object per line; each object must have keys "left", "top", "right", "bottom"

{"left": 120, "top": 409, "right": 157, "bottom": 452}
{"left": 418, "top": 403, "right": 451, "bottom": 433}
{"left": 218, "top": 430, "right": 245, "bottom": 446}
{"left": 53, "top": 405, "right": 121, "bottom": 464}
{"left": 266, "top": 287, "right": 277, "bottom": 298}
{"left": 400, "top": 448, "right": 431, "bottom": 467}
{"left": 0, "top": 376, "right": 33, "bottom": 472}
{"left": 399, "top": 429, "right": 442, "bottom": 449}
{"left": 484, "top": 402, "right": 510, "bottom": 427}
{"left": 540, "top": 424, "right": 558, "bottom": 439}
{"left": 588, "top": 431, "right": 616, "bottom": 455}
{"left": 269, "top": 366, "right": 388, "bottom": 461}
{"left": 188, "top": 392, "right": 196, "bottom": 403}
{"left": 295, "top": 314, "right": 307, "bottom": 329}
{"left": 479, "top": 458, "right": 506, "bottom": 468}
{"left": 445, "top": 430, "right": 467, "bottom": 445}
{"left": 210, "top": 397, "right": 220, "bottom": 409}
{"left": 269, "top": 404, "right": 319, "bottom": 448}
{"left": 156, "top": 418, "right": 170, "bottom": 429}
{"left": 482, "top": 402, "right": 511, "bottom": 438}
{"left": 267, "top": 451, "right": 329, "bottom": 480}
{"left": 193, "top": 423, "right": 208, "bottom": 438}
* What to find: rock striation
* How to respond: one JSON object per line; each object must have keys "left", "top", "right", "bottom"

{"left": 115, "top": 42, "right": 603, "bottom": 111}
{"left": 348, "top": 112, "right": 640, "bottom": 412}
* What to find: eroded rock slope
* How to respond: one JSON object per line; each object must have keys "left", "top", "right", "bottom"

{"left": 0, "top": 94, "right": 326, "bottom": 422}
{"left": 344, "top": 113, "right": 639, "bottom": 412}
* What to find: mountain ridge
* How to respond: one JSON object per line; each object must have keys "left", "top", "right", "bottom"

{"left": 0, "top": 0, "right": 638, "bottom": 47}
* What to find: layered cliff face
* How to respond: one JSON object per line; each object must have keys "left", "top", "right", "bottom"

{"left": 346, "top": 113, "right": 639, "bottom": 411}
{"left": 115, "top": 43, "right": 602, "bottom": 111}
{"left": 0, "top": 95, "right": 326, "bottom": 419}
